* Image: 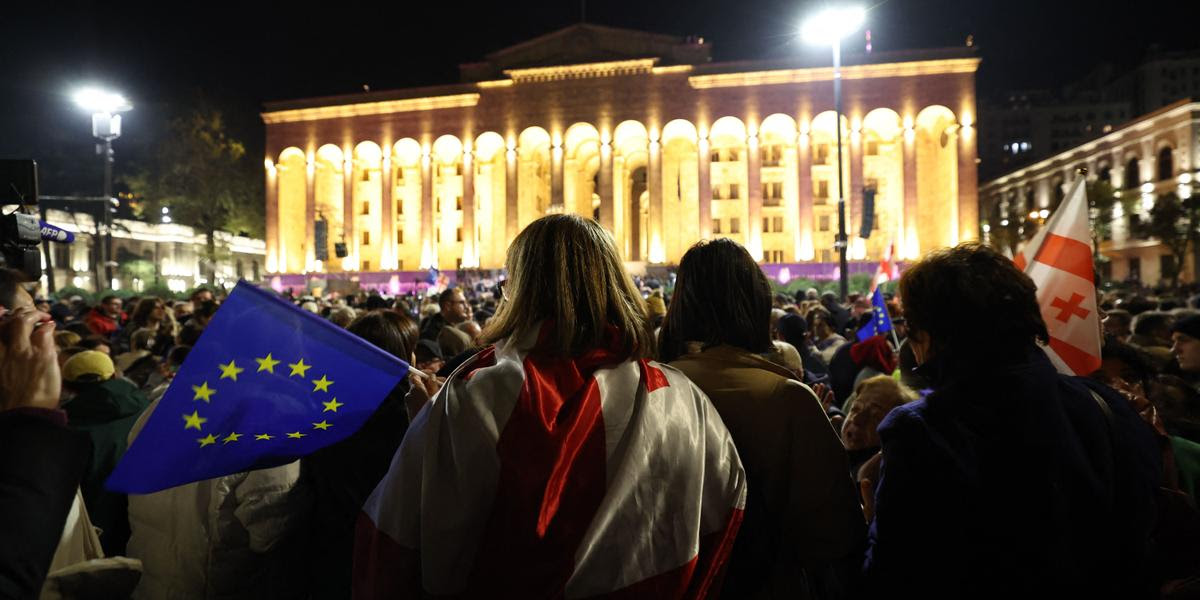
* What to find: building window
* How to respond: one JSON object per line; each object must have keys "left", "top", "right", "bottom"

{"left": 361, "top": 231, "right": 370, "bottom": 245}
{"left": 773, "top": 216, "right": 783, "bottom": 232}
{"left": 762, "top": 217, "right": 770, "bottom": 233}
{"left": 730, "top": 218, "right": 740, "bottom": 234}
{"left": 761, "top": 144, "right": 782, "bottom": 166}
{"left": 865, "top": 140, "right": 879, "bottom": 156}
{"left": 730, "top": 183, "right": 740, "bottom": 199}
{"left": 1161, "top": 254, "right": 1177, "bottom": 279}
{"left": 728, "top": 148, "right": 740, "bottom": 162}
{"left": 361, "top": 201, "right": 370, "bottom": 215}
{"left": 713, "top": 219, "right": 722, "bottom": 234}
{"left": 763, "top": 182, "right": 783, "bottom": 206}
{"left": 456, "top": 196, "right": 463, "bottom": 211}
{"left": 396, "top": 201, "right": 403, "bottom": 215}
{"left": 436, "top": 229, "right": 440, "bottom": 243}
{"left": 766, "top": 250, "right": 784, "bottom": 263}
{"left": 815, "top": 145, "right": 830, "bottom": 165}
{"left": 397, "top": 229, "right": 403, "bottom": 244}
{"left": 1128, "top": 257, "right": 1141, "bottom": 282}
{"left": 818, "top": 215, "right": 831, "bottom": 232}
{"left": 456, "top": 227, "right": 463, "bottom": 242}
{"left": 820, "top": 249, "right": 832, "bottom": 263}
{"left": 1124, "top": 158, "right": 1140, "bottom": 189}
{"left": 1158, "top": 147, "right": 1174, "bottom": 181}
{"left": 362, "top": 260, "right": 370, "bottom": 271}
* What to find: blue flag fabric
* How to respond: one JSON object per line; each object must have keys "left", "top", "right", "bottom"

{"left": 856, "top": 288, "right": 895, "bottom": 342}
{"left": 107, "top": 281, "right": 410, "bottom": 494}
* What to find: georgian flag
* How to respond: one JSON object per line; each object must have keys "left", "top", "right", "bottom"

{"left": 869, "top": 241, "right": 900, "bottom": 293}
{"left": 1014, "top": 178, "right": 1102, "bottom": 376}
{"left": 353, "top": 325, "right": 747, "bottom": 599}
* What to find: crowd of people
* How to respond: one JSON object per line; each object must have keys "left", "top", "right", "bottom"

{"left": 2, "top": 213, "right": 1199, "bottom": 598}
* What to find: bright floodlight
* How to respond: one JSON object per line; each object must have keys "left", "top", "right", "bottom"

{"left": 800, "top": 5, "right": 867, "bottom": 46}
{"left": 73, "top": 87, "right": 131, "bottom": 114}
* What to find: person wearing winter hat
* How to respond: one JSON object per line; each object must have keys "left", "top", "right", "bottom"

{"left": 61, "top": 350, "right": 149, "bottom": 556}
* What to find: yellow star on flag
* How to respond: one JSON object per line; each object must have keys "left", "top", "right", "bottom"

{"left": 312, "top": 420, "right": 332, "bottom": 431}
{"left": 182, "top": 410, "right": 207, "bottom": 431}
{"left": 288, "top": 358, "right": 312, "bottom": 377}
{"left": 311, "top": 375, "right": 333, "bottom": 393}
{"left": 255, "top": 433, "right": 273, "bottom": 441}
{"left": 218, "top": 360, "right": 244, "bottom": 381}
{"left": 222, "top": 432, "right": 243, "bottom": 444}
{"left": 192, "top": 382, "right": 216, "bottom": 403}
{"left": 286, "top": 431, "right": 306, "bottom": 439}
{"left": 321, "top": 398, "right": 343, "bottom": 413}
{"left": 197, "top": 434, "right": 218, "bottom": 447}
{"left": 256, "top": 353, "right": 280, "bottom": 373}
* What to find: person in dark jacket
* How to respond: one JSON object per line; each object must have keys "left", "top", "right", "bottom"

{"left": 864, "top": 243, "right": 1161, "bottom": 598}
{"left": 0, "top": 291, "right": 92, "bottom": 598}
{"left": 303, "top": 310, "right": 418, "bottom": 599}
{"left": 776, "top": 312, "right": 830, "bottom": 382}
{"left": 60, "top": 350, "right": 150, "bottom": 556}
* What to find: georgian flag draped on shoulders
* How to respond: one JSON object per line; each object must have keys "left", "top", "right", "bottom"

{"left": 1014, "top": 177, "right": 1102, "bottom": 376}
{"left": 353, "top": 324, "right": 747, "bottom": 599}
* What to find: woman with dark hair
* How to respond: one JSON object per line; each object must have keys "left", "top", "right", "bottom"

{"left": 116, "top": 297, "right": 175, "bottom": 355}
{"left": 304, "top": 309, "right": 420, "bottom": 600}
{"left": 356, "top": 214, "right": 747, "bottom": 599}
{"left": 660, "top": 238, "right": 865, "bottom": 600}
{"left": 864, "top": 243, "right": 1161, "bottom": 597}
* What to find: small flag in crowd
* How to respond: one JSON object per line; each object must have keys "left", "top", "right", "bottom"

{"left": 857, "top": 287, "right": 894, "bottom": 342}
{"left": 106, "top": 281, "right": 410, "bottom": 494}
{"left": 1014, "top": 177, "right": 1102, "bottom": 376}
{"left": 870, "top": 241, "right": 900, "bottom": 292}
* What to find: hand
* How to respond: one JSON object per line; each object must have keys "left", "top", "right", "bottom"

{"left": 0, "top": 307, "right": 61, "bottom": 412}
{"left": 811, "top": 383, "right": 836, "bottom": 411}
{"left": 404, "top": 370, "right": 444, "bottom": 421}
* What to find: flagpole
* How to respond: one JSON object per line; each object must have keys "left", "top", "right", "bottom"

{"left": 1077, "top": 166, "right": 1100, "bottom": 267}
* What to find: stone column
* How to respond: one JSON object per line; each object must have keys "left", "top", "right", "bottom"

{"left": 305, "top": 156, "right": 315, "bottom": 272}
{"left": 380, "top": 154, "right": 393, "bottom": 269}
{"left": 903, "top": 129, "right": 918, "bottom": 259}
{"left": 506, "top": 148, "right": 518, "bottom": 241}
{"left": 797, "top": 132, "right": 814, "bottom": 260}
{"left": 462, "top": 150, "right": 475, "bottom": 267}
{"left": 551, "top": 144, "right": 564, "bottom": 209}
{"left": 342, "top": 158, "right": 354, "bottom": 269}
{"left": 746, "top": 133, "right": 762, "bottom": 260}
{"left": 957, "top": 125, "right": 979, "bottom": 243}
{"left": 599, "top": 141, "right": 614, "bottom": 231}
{"left": 421, "top": 152, "right": 434, "bottom": 268}
{"left": 698, "top": 137, "right": 712, "bottom": 239}
{"left": 648, "top": 139, "right": 664, "bottom": 263}
{"left": 265, "top": 161, "right": 278, "bottom": 272}
{"left": 848, "top": 130, "right": 864, "bottom": 256}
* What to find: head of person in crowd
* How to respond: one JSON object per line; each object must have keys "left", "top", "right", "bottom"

{"left": 62, "top": 350, "right": 116, "bottom": 384}
{"left": 457, "top": 319, "right": 482, "bottom": 345}
{"left": 849, "top": 335, "right": 898, "bottom": 375}
{"left": 173, "top": 301, "right": 194, "bottom": 322}
{"left": 899, "top": 243, "right": 1048, "bottom": 376}
{"left": 300, "top": 301, "right": 319, "bottom": 314}
{"left": 658, "top": 238, "right": 771, "bottom": 363}
{"left": 439, "top": 288, "right": 471, "bottom": 326}
{"left": 98, "top": 295, "right": 123, "bottom": 318}
{"left": 645, "top": 290, "right": 667, "bottom": 330}
{"left": 57, "top": 345, "right": 88, "bottom": 369}
{"left": 348, "top": 310, "right": 419, "bottom": 367}
{"left": 1104, "top": 309, "right": 1133, "bottom": 341}
{"left": 79, "top": 335, "right": 112, "bottom": 356}
{"left": 819, "top": 291, "right": 840, "bottom": 311}
{"left": 54, "top": 330, "right": 82, "bottom": 352}
{"left": 842, "top": 375, "right": 916, "bottom": 451}
{"left": 130, "top": 297, "right": 167, "bottom": 328}
{"left": 482, "top": 214, "right": 651, "bottom": 359}
{"left": 329, "top": 306, "right": 357, "bottom": 328}
{"left": 775, "top": 312, "right": 810, "bottom": 349}
{"left": 414, "top": 339, "right": 444, "bottom": 373}
{"left": 189, "top": 287, "right": 214, "bottom": 305}
{"left": 161, "top": 345, "right": 191, "bottom": 379}
{"left": 1170, "top": 314, "right": 1200, "bottom": 374}
{"left": 765, "top": 339, "right": 804, "bottom": 377}
{"left": 807, "top": 307, "right": 839, "bottom": 342}
{"left": 1148, "top": 374, "right": 1200, "bottom": 441}
{"left": 191, "top": 300, "right": 220, "bottom": 328}
{"left": 1131, "top": 311, "right": 1173, "bottom": 348}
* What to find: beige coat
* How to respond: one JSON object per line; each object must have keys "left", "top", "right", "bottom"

{"left": 124, "top": 400, "right": 311, "bottom": 600}
{"left": 671, "top": 345, "right": 866, "bottom": 599}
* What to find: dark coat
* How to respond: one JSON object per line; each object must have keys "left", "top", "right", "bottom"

{"left": 864, "top": 347, "right": 1161, "bottom": 598}
{"left": 0, "top": 409, "right": 91, "bottom": 599}
{"left": 302, "top": 387, "right": 410, "bottom": 599}
{"left": 62, "top": 378, "right": 150, "bottom": 556}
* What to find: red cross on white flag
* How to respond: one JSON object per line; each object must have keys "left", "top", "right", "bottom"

{"left": 1014, "top": 178, "right": 1102, "bottom": 376}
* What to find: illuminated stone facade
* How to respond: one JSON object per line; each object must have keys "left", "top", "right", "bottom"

{"left": 980, "top": 99, "right": 1200, "bottom": 285}
{"left": 263, "top": 25, "right": 980, "bottom": 273}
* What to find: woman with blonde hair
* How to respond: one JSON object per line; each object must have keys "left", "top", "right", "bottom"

{"left": 355, "top": 214, "right": 747, "bottom": 599}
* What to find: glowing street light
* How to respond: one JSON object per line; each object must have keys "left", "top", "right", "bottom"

{"left": 73, "top": 86, "right": 132, "bottom": 287}
{"left": 801, "top": 5, "right": 865, "bottom": 302}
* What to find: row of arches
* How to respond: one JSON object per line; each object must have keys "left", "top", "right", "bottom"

{"left": 271, "top": 105, "right": 966, "bottom": 272}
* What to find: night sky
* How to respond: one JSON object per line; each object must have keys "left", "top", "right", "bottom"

{"left": 1, "top": 0, "right": 1196, "bottom": 196}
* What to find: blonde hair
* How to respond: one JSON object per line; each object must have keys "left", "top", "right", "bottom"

{"left": 482, "top": 214, "right": 651, "bottom": 358}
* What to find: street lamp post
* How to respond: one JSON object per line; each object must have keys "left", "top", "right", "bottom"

{"left": 802, "top": 6, "right": 865, "bottom": 302}
{"left": 73, "top": 88, "right": 131, "bottom": 290}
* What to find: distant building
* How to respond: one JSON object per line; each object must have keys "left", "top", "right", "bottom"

{"left": 262, "top": 24, "right": 981, "bottom": 274}
{"left": 979, "top": 99, "right": 1199, "bottom": 286}
{"left": 37, "top": 208, "right": 265, "bottom": 294}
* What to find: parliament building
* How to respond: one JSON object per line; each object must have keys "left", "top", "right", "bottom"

{"left": 262, "top": 25, "right": 980, "bottom": 276}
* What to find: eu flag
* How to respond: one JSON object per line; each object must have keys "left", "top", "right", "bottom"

{"left": 107, "top": 281, "right": 410, "bottom": 494}
{"left": 856, "top": 288, "right": 895, "bottom": 342}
